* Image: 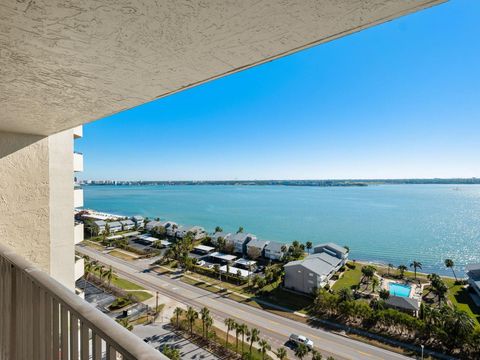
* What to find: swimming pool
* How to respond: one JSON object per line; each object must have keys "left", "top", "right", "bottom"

{"left": 389, "top": 283, "right": 411, "bottom": 297}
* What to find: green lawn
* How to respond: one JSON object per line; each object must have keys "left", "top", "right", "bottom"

{"left": 128, "top": 290, "right": 153, "bottom": 302}
{"left": 444, "top": 278, "right": 480, "bottom": 327}
{"left": 108, "top": 249, "right": 137, "bottom": 261}
{"left": 332, "top": 266, "right": 363, "bottom": 291}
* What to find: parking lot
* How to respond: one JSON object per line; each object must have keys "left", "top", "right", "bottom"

{"left": 134, "top": 323, "right": 218, "bottom": 360}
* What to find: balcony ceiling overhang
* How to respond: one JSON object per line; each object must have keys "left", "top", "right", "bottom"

{"left": 0, "top": 0, "right": 445, "bottom": 136}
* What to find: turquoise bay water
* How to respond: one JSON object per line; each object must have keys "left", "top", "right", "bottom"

{"left": 83, "top": 184, "right": 480, "bottom": 275}
{"left": 389, "top": 283, "right": 411, "bottom": 297}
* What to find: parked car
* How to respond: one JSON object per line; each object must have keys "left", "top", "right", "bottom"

{"left": 196, "top": 260, "right": 206, "bottom": 266}
{"left": 289, "top": 334, "right": 314, "bottom": 350}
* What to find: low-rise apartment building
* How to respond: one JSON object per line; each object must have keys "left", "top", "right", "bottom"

{"left": 284, "top": 243, "right": 348, "bottom": 294}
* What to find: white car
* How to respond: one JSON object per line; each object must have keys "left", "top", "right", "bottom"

{"left": 289, "top": 334, "right": 314, "bottom": 350}
{"left": 196, "top": 260, "right": 206, "bottom": 266}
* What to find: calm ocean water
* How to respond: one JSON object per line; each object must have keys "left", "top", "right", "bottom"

{"left": 83, "top": 184, "right": 480, "bottom": 275}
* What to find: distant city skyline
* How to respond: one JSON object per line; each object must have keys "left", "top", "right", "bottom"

{"left": 77, "top": 0, "right": 480, "bottom": 181}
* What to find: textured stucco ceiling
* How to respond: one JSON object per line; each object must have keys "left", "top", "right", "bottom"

{"left": 0, "top": 0, "right": 445, "bottom": 136}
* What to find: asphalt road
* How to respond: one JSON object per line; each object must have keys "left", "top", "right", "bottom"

{"left": 77, "top": 245, "right": 413, "bottom": 360}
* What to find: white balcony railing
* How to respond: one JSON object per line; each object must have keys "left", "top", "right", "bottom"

{"left": 74, "top": 152, "right": 84, "bottom": 172}
{"left": 74, "top": 222, "right": 84, "bottom": 245}
{"left": 74, "top": 187, "right": 84, "bottom": 208}
{"left": 0, "top": 243, "right": 166, "bottom": 360}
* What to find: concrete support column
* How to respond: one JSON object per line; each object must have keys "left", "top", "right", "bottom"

{"left": 0, "top": 130, "right": 74, "bottom": 289}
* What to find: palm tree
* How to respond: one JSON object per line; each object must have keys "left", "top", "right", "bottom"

{"left": 247, "top": 327, "right": 260, "bottom": 357}
{"left": 312, "top": 350, "right": 323, "bottom": 360}
{"left": 173, "top": 307, "right": 183, "bottom": 328}
{"left": 214, "top": 264, "right": 221, "bottom": 281}
{"left": 409, "top": 261, "right": 422, "bottom": 279}
{"left": 306, "top": 241, "right": 313, "bottom": 254}
{"left": 294, "top": 343, "right": 308, "bottom": 359}
{"left": 232, "top": 321, "right": 240, "bottom": 352}
{"left": 186, "top": 306, "right": 198, "bottom": 336}
{"left": 204, "top": 315, "right": 213, "bottom": 340}
{"left": 238, "top": 323, "right": 248, "bottom": 354}
{"left": 162, "top": 345, "right": 181, "bottom": 360}
{"left": 387, "top": 263, "right": 394, "bottom": 276}
{"left": 83, "top": 260, "right": 94, "bottom": 291}
{"left": 237, "top": 226, "right": 244, "bottom": 233}
{"left": 276, "top": 347, "right": 288, "bottom": 360}
{"left": 258, "top": 339, "right": 271, "bottom": 360}
{"left": 444, "top": 259, "right": 457, "bottom": 281}
{"left": 397, "top": 265, "right": 407, "bottom": 279}
{"left": 379, "top": 288, "right": 390, "bottom": 300}
{"left": 104, "top": 266, "right": 114, "bottom": 289}
{"left": 337, "top": 288, "right": 353, "bottom": 302}
{"left": 215, "top": 226, "right": 223, "bottom": 233}
{"left": 224, "top": 318, "right": 236, "bottom": 347}
{"left": 371, "top": 277, "right": 379, "bottom": 292}
{"left": 200, "top": 307, "right": 210, "bottom": 338}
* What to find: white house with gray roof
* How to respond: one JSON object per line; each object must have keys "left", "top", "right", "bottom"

{"left": 107, "top": 221, "right": 122, "bottom": 233}
{"left": 131, "top": 215, "right": 144, "bottom": 228}
{"left": 211, "top": 231, "right": 232, "bottom": 245}
{"left": 231, "top": 233, "right": 256, "bottom": 255}
{"left": 92, "top": 220, "right": 106, "bottom": 235}
{"left": 264, "top": 241, "right": 288, "bottom": 261}
{"left": 246, "top": 239, "right": 270, "bottom": 259}
{"left": 119, "top": 219, "right": 135, "bottom": 231}
{"left": 284, "top": 243, "right": 348, "bottom": 294}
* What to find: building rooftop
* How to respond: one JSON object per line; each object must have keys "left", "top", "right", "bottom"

{"left": 209, "top": 252, "right": 237, "bottom": 262}
{"left": 264, "top": 241, "right": 288, "bottom": 252}
{"left": 234, "top": 258, "right": 257, "bottom": 267}
{"left": 247, "top": 239, "right": 270, "bottom": 248}
{"left": 315, "top": 242, "right": 348, "bottom": 255}
{"left": 194, "top": 245, "right": 215, "bottom": 252}
{"left": 385, "top": 295, "right": 420, "bottom": 311}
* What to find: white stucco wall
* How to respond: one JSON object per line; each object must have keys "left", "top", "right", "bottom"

{"left": 0, "top": 130, "right": 75, "bottom": 289}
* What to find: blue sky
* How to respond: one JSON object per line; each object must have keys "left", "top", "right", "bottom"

{"left": 77, "top": 0, "right": 480, "bottom": 181}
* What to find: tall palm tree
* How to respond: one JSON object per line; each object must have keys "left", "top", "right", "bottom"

{"left": 83, "top": 260, "right": 94, "bottom": 291}
{"left": 224, "top": 318, "right": 236, "bottom": 347}
{"left": 173, "top": 307, "right": 183, "bottom": 328}
{"left": 200, "top": 307, "right": 210, "bottom": 338}
{"left": 305, "top": 241, "right": 313, "bottom": 254}
{"left": 204, "top": 315, "right": 213, "bottom": 340}
{"left": 247, "top": 328, "right": 260, "bottom": 357}
{"left": 387, "top": 263, "right": 394, "bottom": 276}
{"left": 371, "top": 277, "right": 379, "bottom": 292}
{"left": 397, "top": 265, "right": 407, "bottom": 279}
{"left": 186, "top": 306, "right": 198, "bottom": 336}
{"left": 233, "top": 321, "right": 241, "bottom": 352}
{"left": 258, "top": 339, "right": 271, "bottom": 360}
{"left": 379, "top": 288, "right": 390, "bottom": 300}
{"left": 294, "top": 343, "right": 308, "bottom": 359}
{"left": 444, "top": 259, "right": 457, "bottom": 281}
{"left": 238, "top": 323, "right": 248, "bottom": 354}
{"left": 276, "top": 347, "right": 287, "bottom": 360}
{"left": 104, "top": 266, "right": 114, "bottom": 289}
{"left": 410, "top": 261, "right": 422, "bottom": 279}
